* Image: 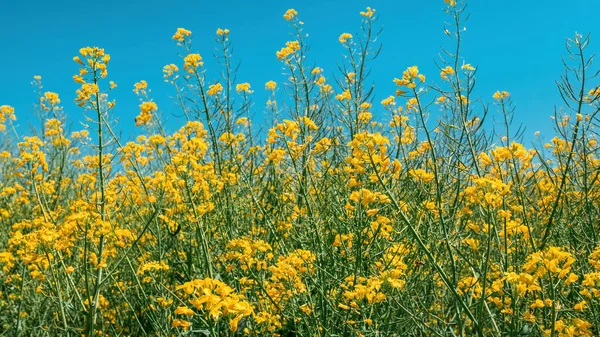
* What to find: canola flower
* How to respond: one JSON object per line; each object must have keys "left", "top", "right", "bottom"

{"left": 0, "top": 2, "right": 598, "bottom": 337}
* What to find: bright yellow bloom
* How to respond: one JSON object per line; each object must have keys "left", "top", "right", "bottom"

{"left": 133, "top": 80, "right": 148, "bottom": 94}
{"left": 172, "top": 28, "right": 192, "bottom": 42}
{"left": 208, "top": 83, "right": 223, "bottom": 96}
{"left": 283, "top": 9, "right": 298, "bottom": 21}
{"left": 381, "top": 96, "right": 395, "bottom": 106}
{"left": 73, "top": 56, "right": 84, "bottom": 65}
{"left": 184, "top": 54, "right": 203, "bottom": 73}
{"left": 574, "top": 300, "right": 587, "bottom": 311}
{"left": 335, "top": 90, "right": 351, "bottom": 101}
{"left": 43, "top": 92, "right": 60, "bottom": 105}
{"left": 0, "top": 106, "right": 16, "bottom": 129}
{"left": 73, "top": 75, "right": 86, "bottom": 84}
{"left": 135, "top": 101, "right": 158, "bottom": 126}
{"left": 462, "top": 63, "right": 475, "bottom": 71}
{"left": 276, "top": 41, "right": 300, "bottom": 60}
{"left": 163, "top": 64, "right": 179, "bottom": 78}
{"left": 523, "top": 312, "right": 536, "bottom": 323}
{"left": 216, "top": 28, "right": 230, "bottom": 36}
{"left": 440, "top": 66, "right": 455, "bottom": 80}
{"left": 174, "top": 306, "right": 195, "bottom": 316}
{"left": 236, "top": 82, "right": 251, "bottom": 93}
{"left": 265, "top": 81, "right": 277, "bottom": 91}
{"left": 394, "top": 66, "right": 425, "bottom": 88}
{"left": 493, "top": 91, "right": 510, "bottom": 100}
{"left": 75, "top": 83, "right": 99, "bottom": 106}
{"left": 360, "top": 7, "right": 376, "bottom": 18}
{"left": 339, "top": 33, "right": 353, "bottom": 44}
{"left": 172, "top": 319, "right": 191, "bottom": 328}
{"left": 436, "top": 96, "right": 448, "bottom": 104}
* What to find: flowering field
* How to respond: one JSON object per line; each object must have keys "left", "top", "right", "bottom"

{"left": 1, "top": 1, "right": 600, "bottom": 336}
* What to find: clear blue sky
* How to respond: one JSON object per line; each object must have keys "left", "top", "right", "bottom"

{"left": 1, "top": 0, "right": 598, "bottom": 143}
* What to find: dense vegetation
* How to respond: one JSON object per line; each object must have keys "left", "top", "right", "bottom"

{"left": 1, "top": 1, "right": 600, "bottom": 336}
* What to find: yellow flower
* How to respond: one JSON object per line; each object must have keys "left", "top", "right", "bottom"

{"left": 493, "top": 91, "right": 510, "bottom": 100}
{"left": 172, "top": 319, "right": 191, "bottom": 328}
{"left": 75, "top": 83, "right": 99, "bottom": 106}
{"left": 394, "top": 66, "right": 425, "bottom": 88}
{"left": 381, "top": 96, "right": 395, "bottom": 106}
{"left": 462, "top": 63, "right": 475, "bottom": 71}
{"left": 574, "top": 300, "right": 587, "bottom": 311}
{"left": 73, "top": 56, "right": 84, "bottom": 65}
{"left": 360, "top": 7, "right": 376, "bottom": 18}
{"left": 43, "top": 92, "right": 60, "bottom": 105}
{"left": 135, "top": 102, "right": 158, "bottom": 126}
{"left": 444, "top": 0, "right": 457, "bottom": 6}
{"left": 163, "top": 64, "right": 179, "bottom": 78}
{"left": 133, "top": 80, "right": 148, "bottom": 94}
{"left": 265, "top": 81, "right": 277, "bottom": 91}
{"left": 338, "top": 303, "right": 350, "bottom": 310}
{"left": 73, "top": 75, "right": 86, "bottom": 84}
{"left": 299, "top": 304, "right": 312, "bottom": 315}
{"left": 216, "top": 28, "right": 230, "bottom": 36}
{"left": 172, "top": 28, "right": 192, "bottom": 42}
{"left": 565, "top": 273, "right": 579, "bottom": 285}
{"left": 462, "top": 237, "right": 480, "bottom": 251}
{"left": 208, "top": 83, "right": 223, "bottom": 96}
{"left": 236, "top": 82, "right": 252, "bottom": 93}
{"left": 184, "top": 54, "right": 203, "bottom": 73}
{"left": 339, "top": 33, "right": 353, "bottom": 44}
{"left": 283, "top": 9, "right": 298, "bottom": 21}
{"left": 440, "top": 66, "right": 455, "bottom": 80}
{"left": 276, "top": 41, "right": 300, "bottom": 60}
{"left": 157, "top": 297, "right": 173, "bottom": 307}
{"left": 523, "top": 312, "right": 536, "bottom": 323}
{"left": 174, "top": 306, "right": 195, "bottom": 316}
{"left": 335, "top": 90, "right": 351, "bottom": 101}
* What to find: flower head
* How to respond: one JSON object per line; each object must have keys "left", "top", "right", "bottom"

{"left": 207, "top": 83, "right": 223, "bottom": 96}
{"left": 43, "top": 92, "right": 61, "bottom": 105}
{"left": 183, "top": 54, "right": 203, "bottom": 73}
{"left": 283, "top": 9, "right": 298, "bottom": 21}
{"left": 163, "top": 64, "right": 179, "bottom": 79}
{"left": 339, "top": 33, "right": 353, "bottom": 44}
{"left": 236, "top": 82, "right": 252, "bottom": 93}
{"left": 493, "top": 91, "right": 510, "bottom": 100}
{"left": 265, "top": 81, "right": 277, "bottom": 91}
{"left": 360, "top": 7, "right": 376, "bottom": 18}
{"left": 133, "top": 80, "right": 148, "bottom": 95}
{"left": 135, "top": 101, "right": 158, "bottom": 126}
{"left": 0, "top": 105, "right": 16, "bottom": 130}
{"left": 381, "top": 96, "right": 395, "bottom": 106}
{"left": 172, "top": 28, "right": 192, "bottom": 42}
{"left": 462, "top": 63, "right": 475, "bottom": 71}
{"left": 394, "top": 66, "right": 425, "bottom": 89}
{"left": 276, "top": 41, "right": 300, "bottom": 60}
{"left": 440, "top": 66, "right": 455, "bottom": 80}
{"left": 216, "top": 28, "right": 230, "bottom": 36}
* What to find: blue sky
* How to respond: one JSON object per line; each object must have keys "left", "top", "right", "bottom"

{"left": 1, "top": 0, "right": 599, "bottom": 143}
